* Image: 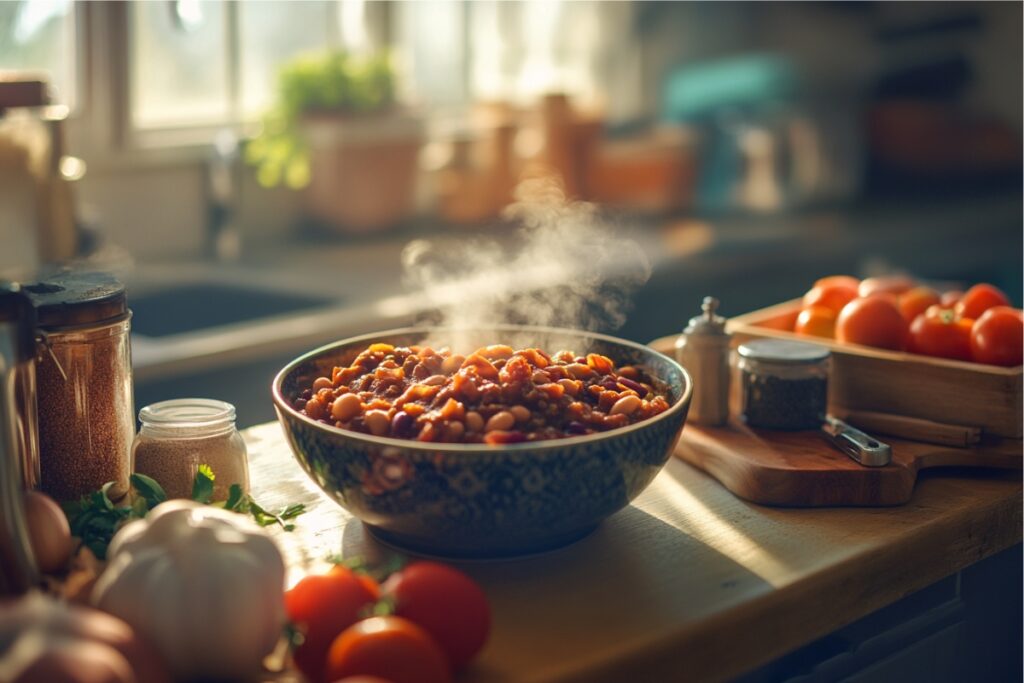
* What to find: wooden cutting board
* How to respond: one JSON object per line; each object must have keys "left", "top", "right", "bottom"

{"left": 674, "top": 421, "right": 1022, "bottom": 506}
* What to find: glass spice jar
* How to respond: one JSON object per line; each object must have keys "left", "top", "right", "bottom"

{"left": 132, "top": 399, "right": 249, "bottom": 501}
{"left": 26, "top": 273, "right": 135, "bottom": 502}
{"left": 736, "top": 339, "right": 830, "bottom": 430}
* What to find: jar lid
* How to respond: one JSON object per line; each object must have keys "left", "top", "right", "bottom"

{"left": 737, "top": 338, "right": 830, "bottom": 364}
{"left": 683, "top": 296, "right": 729, "bottom": 337}
{"left": 24, "top": 271, "right": 127, "bottom": 329}
{"left": 139, "top": 399, "right": 237, "bottom": 437}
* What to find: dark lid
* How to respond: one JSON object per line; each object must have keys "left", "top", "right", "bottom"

{"left": 23, "top": 271, "right": 127, "bottom": 329}
{"left": 0, "top": 282, "right": 37, "bottom": 362}
{"left": 737, "top": 338, "right": 830, "bottom": 365}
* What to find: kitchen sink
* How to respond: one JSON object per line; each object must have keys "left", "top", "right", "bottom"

{"left": 128, "top": 282, "right": 339, "bottom": 338}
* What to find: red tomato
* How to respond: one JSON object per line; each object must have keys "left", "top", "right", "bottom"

{"left": 858, "top": 276, "right": 916, "bottom": 299}
{"left": 908, "top": 307, "right": 973, "bottom": 360}
{"left": 326, "top": 616, "right": 450, "bottom": 683}
{"left": 956, "top": 283, "right": 1011, "bottom": 320}
{"left": 794, "top": 305, "right": 836, "bottom": 338}
{"left": 286, "top": 567, "right": 380, "bottom": 683}
{"left": 803, "top": 281, "right": 858, "bottom": 315}
{"left": 897, "top": 286, "right": 940, "bottom": 323}
{"left": 940, "top": 290, "right": 963, "bottom": 307}
{"left": 970, "top": 306, "right": 1024, "bottom": 366}
{"left": 382, "top": 562, "right": 491, "bottom": 671}
{"left": 835, "top": 297, "right": 909, "bottom": 350}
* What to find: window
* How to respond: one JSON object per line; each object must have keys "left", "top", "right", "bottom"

{"left": 0, "top": 0, "right": 78, "bottom": 108}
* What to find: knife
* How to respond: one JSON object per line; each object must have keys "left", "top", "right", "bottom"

{"left": 821, "top": 415, "right": 892, "bottom": 467}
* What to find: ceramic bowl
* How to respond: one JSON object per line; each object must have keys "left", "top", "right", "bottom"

{"left": 272, "top": 326, "right": 691, "bottom": 558}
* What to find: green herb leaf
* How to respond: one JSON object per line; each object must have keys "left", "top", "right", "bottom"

{"left": 191, "top": 465, "right": 216, "bottom": 503}
{"left": 224, "top": 484, "right": 245, "bottom": 512}
{"left": 130, "top": 473, "right": 167, "bottom": 509}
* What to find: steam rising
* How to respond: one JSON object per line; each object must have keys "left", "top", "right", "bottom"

{"left": 402, "top": 177, "right": 652, "bottom": 351}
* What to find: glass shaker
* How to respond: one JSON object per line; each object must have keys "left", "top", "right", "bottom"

{"left": 0, "top": 284, "right": 40, "bottom": 595}
{"left": 132, "top": 399, "right": 249, "bottom": 501}
{"left": 25, "top": 272, "right": 135, "bottom": 502}
{"left": 675, "top": 297, "right": 731, "bottom": 426}
{"left": 737, "top": 339, "right": 830, "bottom": 430}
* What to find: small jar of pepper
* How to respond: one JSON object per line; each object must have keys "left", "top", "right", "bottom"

{"left": 736, "top": 339, "right": 830, "bottom": 430}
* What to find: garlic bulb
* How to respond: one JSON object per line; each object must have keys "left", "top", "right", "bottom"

{"left": 92, "top": 500, "right": 286, "bottom": 681}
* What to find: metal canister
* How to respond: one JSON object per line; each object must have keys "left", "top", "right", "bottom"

{"left": 0, "top": 283, "right": 40, "bottom": 595}
{"left": 674, "top": 296, "right": 731, "bottom": 426}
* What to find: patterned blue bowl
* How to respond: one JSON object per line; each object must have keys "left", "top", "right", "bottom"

{"left": 272, "top": 326, "right": 691, "bottom": 558}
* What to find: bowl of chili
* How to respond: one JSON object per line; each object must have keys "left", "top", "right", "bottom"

{"left": 272, "top": 325, "right": 691, "bottom": 558}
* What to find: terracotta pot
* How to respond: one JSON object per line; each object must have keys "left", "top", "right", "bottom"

{"left": 302, "top": 111, "right": 423, "bottom": 233}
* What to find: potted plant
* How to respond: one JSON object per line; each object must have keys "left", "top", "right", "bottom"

{"left": 246, "top": 51, "right": 422, "bottom": 233}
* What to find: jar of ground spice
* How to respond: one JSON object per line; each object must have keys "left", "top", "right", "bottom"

{"left": 737, "top": 339, "right": 830, "bottom": 431}
{"left": 132, "top": 399, "right": 249, "bottom": 501}
{"left": 25, "top": 273, "right": 135, "bottom": 502}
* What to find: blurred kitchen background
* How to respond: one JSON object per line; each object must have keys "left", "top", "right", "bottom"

{"left": 1, "top": 0, "right": 1021, "bottom": 426}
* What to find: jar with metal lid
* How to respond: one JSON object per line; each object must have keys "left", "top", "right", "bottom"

{"left": 25, "top": 272, "right": 134, "bottom": 501}
{"left": 737, "top": 339, "right": 830, "bottom": 430}
{"left": 674, "top": 296, "right": 731, "bottom": 426}
{"left": 132, "top": 399, "right": 249, "bottom": 501}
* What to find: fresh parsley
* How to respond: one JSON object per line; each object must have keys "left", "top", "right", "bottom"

{"left": 62, "top": 467, "right": 305, "bottom": 559}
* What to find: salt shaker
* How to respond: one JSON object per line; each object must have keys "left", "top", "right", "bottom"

{"left": 674, "top": 296, "right": 731, "bottom": 426}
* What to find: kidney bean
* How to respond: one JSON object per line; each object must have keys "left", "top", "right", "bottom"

{"left": 617, "top": 377, "right": 647, "bottom": 396}
{"left": 566, "top": 421, "right": 589, "bottom": 435}
{"left": 391, "top": 411, "right": 415, "bottom": 437}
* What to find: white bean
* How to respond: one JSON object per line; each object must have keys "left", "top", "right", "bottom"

{"left": 465, "top": 411, "right": 485, "bottom": 433}
{"left": 441, "top": 354, "right": 465, "bottom": 375}
{"left": 331, "top": 393, "right": 362, "bottom": 421}
{"left": 364, "top": 410, "right": 390, "bottom": 436}
{"left": 485, "top": 410, "right": 515, "bottom": 432}
{"left": 510, "top": 405, "right": 531, "bottom": 423}
{"left": 610, "top": 395, "right": 641, "bottom": 416}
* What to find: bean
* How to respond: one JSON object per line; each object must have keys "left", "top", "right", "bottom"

{"left": 305, "top": 397, "right": 325, "bottom": 420}
{"left": 618, "top": 377, "right": 647, "bottom": 396}
{"left": 558, "top": 378, "right": 580, "bottom": 396}
{"left": 566, "top": 363, "right": 595, "bottom": 379}
{"left": 331, "top": 393, "right": 363, "bottom": 421}
{"left": 486, "top": 411, "right": 515, "bottom": 432}
{"left": 441, "top": 354, "right": 465, "bottom": 374}
{"left": 510, "top": 405, "right": 531, "bottom": 422}
{"left": 465, "top": 411, "right": 485, "bottom": 433}
{"left": 294, "top": 398, "right": 307, "bottom": 410}
{"left": 364, "top": 410, "right": 390, "bottom": 436}
{"left": 480, "top": 344, "right": 514, "bottom": 360}
{"left": 313, "top": 377, "right": 333, "bottom": 391}
{"left": 532, "top": 370, "right": 550, "bottom": 384}
{"left": 422, "top": 374, "right": 446, "bottom": 386}
{"left": 299, "top": 388, "right": 313, "bottom": 400}
{"left": 445, "top": 421, "right": 465, "bottom": 441}
{"left": 610, "top": 395, "right": 641, "bottom": 416}
{"left": 391, "top": 411, "right": 415, "bottom": 437}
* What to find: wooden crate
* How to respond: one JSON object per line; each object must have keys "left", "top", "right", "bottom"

{"left": 726, "top": 299, "right": 1023, "bottom": 439}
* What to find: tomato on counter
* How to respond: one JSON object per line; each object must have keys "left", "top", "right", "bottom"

{"left": 970, "top": 306, "right": 1024, "bottom": 367}
{"left": 956, "top": 283, "right": 1011, "bottom": 321}
{"left": 382, "top": 562, "right": 491, "bottom": 671}
{"left": 836, "top": 296, "right": 909, "bottom": 350}
{"left": 326, "top": 616, "right": 450, "bottom": 683}
{"left": 286, "top": 567, "right": 380, "bottom": 683}
{"left": 908, "top": 307, "right": 973, "bottom": 361}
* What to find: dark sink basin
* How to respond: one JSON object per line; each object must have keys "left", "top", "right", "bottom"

{"left": 128, "top": 283, "right": 338, "bottom": 337}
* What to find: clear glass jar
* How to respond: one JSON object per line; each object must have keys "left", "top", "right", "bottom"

{"left": 132, "top": 399, "right": 249, "bottom": 501}
{"left": 27, "top": 273, "right": 135, "bottom": 502}
{"left": 737, "top": 339, "right": 830, "bottom": 430}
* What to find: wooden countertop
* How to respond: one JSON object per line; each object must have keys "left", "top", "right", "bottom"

{"left": 244, "top": 422, "right": 1022, "bottom": 683}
